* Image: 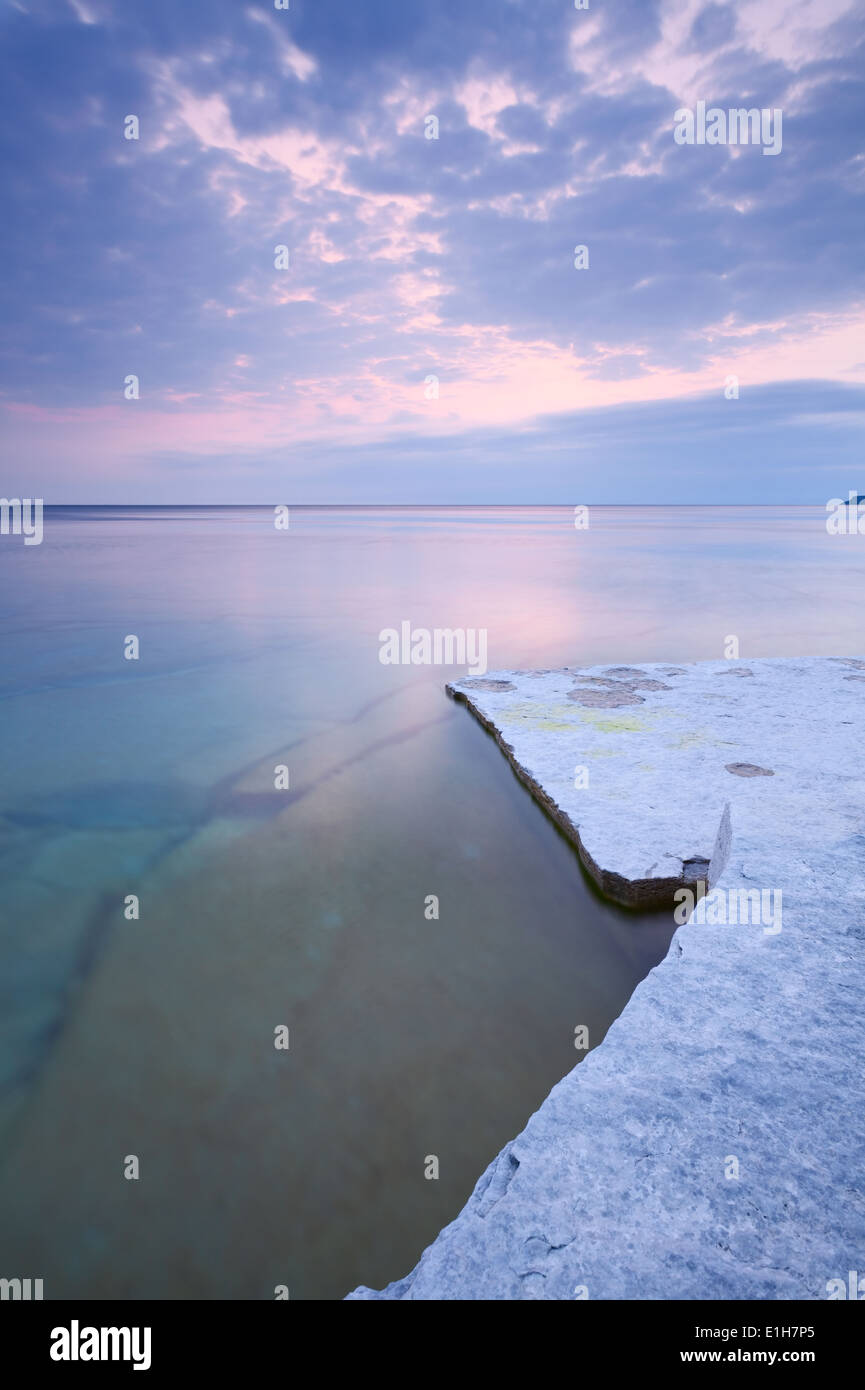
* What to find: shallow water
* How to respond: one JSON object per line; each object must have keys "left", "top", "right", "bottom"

{"left": 0, "top": 505, "right": 861, "bottom": 1298}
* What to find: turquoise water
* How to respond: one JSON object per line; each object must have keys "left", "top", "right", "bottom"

{"left": 0, "top": 505, "right": 861, "bottom": 1298}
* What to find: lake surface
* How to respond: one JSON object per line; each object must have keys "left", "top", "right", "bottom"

{"left": 0, "top": 505, "right": 861, "bottom": 1298}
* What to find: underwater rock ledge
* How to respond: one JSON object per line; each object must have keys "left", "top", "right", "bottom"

{"left": 347, "top": 657, "right": 865, "bottom": 1300}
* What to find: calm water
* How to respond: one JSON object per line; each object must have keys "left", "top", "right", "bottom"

{"left": 0, "top": 506, "right": 861, "bottom": 1299}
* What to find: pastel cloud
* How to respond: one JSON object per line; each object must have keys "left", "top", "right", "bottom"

{"left": 0, "top": 0, "right": 862, "bottom": 500}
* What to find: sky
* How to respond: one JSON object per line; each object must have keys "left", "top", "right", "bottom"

{"left": 1, "top": 0, "right": 863, "bottom": 502}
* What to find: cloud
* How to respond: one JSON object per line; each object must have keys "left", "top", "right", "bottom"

{"left": 0, "top": 0, "right": 862, "bottom": 498}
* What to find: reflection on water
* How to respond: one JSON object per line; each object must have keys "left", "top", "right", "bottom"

{"left": 0, "top": 506, "right": 860, "bottom": 1298}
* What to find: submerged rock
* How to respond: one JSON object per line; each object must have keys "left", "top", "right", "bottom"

{"left": 8, "top": 780, "right": 207, "bottom": 831}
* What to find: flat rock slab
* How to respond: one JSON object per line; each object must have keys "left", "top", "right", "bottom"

{"left": 348, "top": 658, "right": 865, "bottom": 1300}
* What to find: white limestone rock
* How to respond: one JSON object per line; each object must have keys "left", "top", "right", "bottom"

{"left": 347, "top": 658, "right": 865, "bottom": 1300}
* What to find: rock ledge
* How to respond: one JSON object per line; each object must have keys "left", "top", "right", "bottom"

{"left": 347, "top": 658, "right": 865, "bottom": 1300}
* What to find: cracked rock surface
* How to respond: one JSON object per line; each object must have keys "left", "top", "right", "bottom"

{"left": 347, "top": 657, "right": 865, "bottom": 1300}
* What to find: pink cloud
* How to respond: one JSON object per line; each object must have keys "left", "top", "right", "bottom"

{"left": 6, "top": 304, "right": 864, "bottom": 482}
